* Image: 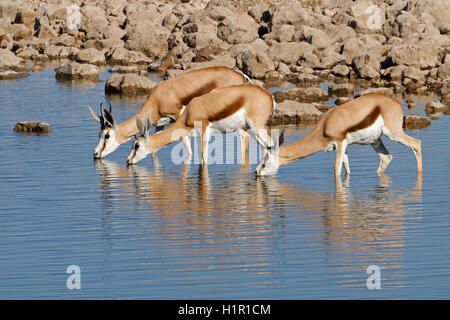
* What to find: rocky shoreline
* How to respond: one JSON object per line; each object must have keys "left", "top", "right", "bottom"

{"left": 2, "top": 0, "right": 449, "bottom": 128}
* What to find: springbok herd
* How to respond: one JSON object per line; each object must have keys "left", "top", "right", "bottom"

{"left": 89, "top": 66, "right": 422, "bottom": 178}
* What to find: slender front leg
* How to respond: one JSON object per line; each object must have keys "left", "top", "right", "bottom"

{"left": 343, "top": 153, "right": 350, "bottom": 175}
{"left": 182, "top": 136, "right": 192, "bottom": 161}
{"left": 238, "top": 129, "right": 249, "bottom": 165}
{"left": 334, "top": 140, "right": 348, "bottom": 177}
{"left": 371, "top": 138, "right": 392, "bottom": 173}
{"left": 201, "top": 124, "right": 211, "bottom": 164}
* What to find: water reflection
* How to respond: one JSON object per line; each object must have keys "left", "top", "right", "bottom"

{"left": 94, "top": 159, "right": 423, "bottom": 289}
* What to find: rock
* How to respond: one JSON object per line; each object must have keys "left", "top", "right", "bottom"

{"left": 437, "top": 62, "right": 450, "bottom": 81}
{"left": 0, "top": 70, "right": 29, "bottom": 79}
{"left": 267, "top": 24, "right": 295, "bottom": 42}
{"left": 295, "top": 26, "right": 330, "bottom": 50}
{"left": 237, "top": 50, "right": 275, "bottom": 79}
{"left": 125, "top": 22, "right": 169, "bottom": 57}
{"left": 106, "top": 46, "right": 152, "bottom": 65}
{"left": 14, "top": 122, "right": 52, "bottom": 133}
{"left": 358, "top": 87, "right": 394, "bottom": 97}
{"left": 14, "top": 7, "right": 37, "bottom": 30}
{"left": 335, "top": 97, "right": 352, "bottom": 105}
{"left": 269, "top": 1, "right": 310, "bottom": 29}
{"left": 16, "top": 46, "right": 40, "bottom": 60}
{"left": 274, "top": 87, "right": 328, "bottom": 104}
{"left": 270, "top": 100, "right": 323, "bottom": 125}
{"left": 216, "top": 13, "right": 259, "bottom": 45}
{"left": 45, "top": 45, "right": 79, "bottom": 59}
{"left": 267, "top": 41, "right": 314, "bottom": 65}
{"left": 0, "top": 48, "right": 24, "bottom": 71}
{"left": 75, "top": 48, "right": 105, "bottom": 65}
{"left": 328, "top": 83, "right": 354, "bottom": 97}
{"left": 388, "top": 38, "right": 440, "bottom": 69}
{"left": 331, "top": 64, "right": 350, "bottom": 77}
{"left": 55, "top": 62, "right": 100, "bottom": 80}
{"left": 352, "top": 53, "right": 381, "bottom": 79}
{"left": 402, "top": 66, "right": 426, "bottom": 83}
{"left": 34, "top": 17, "right": 58, "bottom": 41}
{"left": 299, "top": 51, "right": 321, "bottom": 69}
{"left": 425, "top": 101, "right": 447, "bottom": 116}
{"left": 403, "top": 114, "right": 430, "bottom": 130}
{"left": 10, "top": 23, "right": 32, "bottom": 41}
{"left": 105, "top": 73, "right": 157, "bottom": 95}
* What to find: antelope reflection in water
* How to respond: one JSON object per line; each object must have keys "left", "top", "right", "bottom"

{"left": 94, "top": 158, "right": 422, "bottom": 288}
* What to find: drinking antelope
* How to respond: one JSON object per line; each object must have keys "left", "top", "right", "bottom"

{"left": 256, "top": 93, "right": 422, "bottom": 176}
{"left": 126, "top": 84, "right": 275, "bottom": 165}
{"left": 89, "top": 66, "right": 250, "bottom": 159}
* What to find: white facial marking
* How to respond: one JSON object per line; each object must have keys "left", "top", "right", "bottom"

{"left": 126, "top": 137, "right": 149, "bottom": 164}
{"left": 256, "top": 152, "right": 279, "bottom": 176}
{"left": 94, "top": 128, "right": 120, "bottom": 158}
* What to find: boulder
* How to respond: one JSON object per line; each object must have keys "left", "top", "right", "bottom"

{"left": 0, "top": 48, "right": 24, "bottom": 71}
{"left": 267, "top": 41, "right": 314, "bottom": 65}
{"left": 274, "top": 87, "right": 328, "bottom": 104}
{"left": 295, "top": 26, "right": 331, "bottom": 50}
{"left": 388, "top": 38, "right": 440, "bottom": 69}
{"left": 105, "top": 73, "right": 157, "bottom": 95}
{"left": 425, "top": 101, "right": 447, "bottom": 116}
{"left": 55, "top": 62, "right": 100, "bottom": 80}
{"left": 125, "top": 21, "right": 169, "bottom": 57}
{"left": 328, "top": 83, "right": 354, "bottom": 97}
{"left": 437, "top": 62, "right": 450, "bottom": 81}
{"left": 269, "top": 100, "right": 323, "bottom": 125}
{"left": 269, "top": 1, "right": 310, "bottom": 29}
{"left": 106, "top": 46, "right": 152, "bottom": 65}
{"left": 403, "top": 114, "right": 430, "bottom": 130}
{"left": 358, "top": 87, "right": 394, "bottom": 97}
{"left": 75, "top": 48, "right": 106, "bottom": 65}
{"left": 14, "top": 122, "right": 52, "bottom": 133}
{"left": 331, "top": 64, "right": 350, "bottom": 77}
{"left": 237, "top": 50, "right": 275, "bottom": 79}
{"left": 216, "top": 13, "right": 259, "bottom": 45}
{"left": 0, "top": 70, "right": 29, "bottom": 79}
{"left": 335, "top": 97, "right": 352, "bottom": 105}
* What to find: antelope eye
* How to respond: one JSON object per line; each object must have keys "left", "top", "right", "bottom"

{"left": 105, "top": 133, "right": 110, "bottom": 139}
{"left": 135, "top": 143, "right": 140, "bottom": 150}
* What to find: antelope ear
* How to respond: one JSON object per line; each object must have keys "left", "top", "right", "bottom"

{"left": 136, "top": 115, "right": 146, "bottom": 136}
{"left": 144, "top": 115, "right": 152, "bottom": 139}
{"left": 278, "top": 130, "right": 285, "bottom": 146}
{"left": 88, "top": 106, "right": 102, "bottom": 123}
{"left": 102, "top": 105, "right": 118, "bottom": 129}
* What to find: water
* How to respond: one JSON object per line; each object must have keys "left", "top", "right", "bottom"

{"left": 0, "top": 69, "right": 449, "bottom": 299}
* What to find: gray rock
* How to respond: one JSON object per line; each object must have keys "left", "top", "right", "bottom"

{"left": 105, "top": 73, "right": 157, "bottom": 95}
{"left": 75, "top": 48, "right": 106, "bottom": 65}
{"left": 403, "top": 114, "right": 430, "bottom": 130}
{"left": 425, "top": 101, "right": 447, "bottom": 116}
{"left": 274, "top": 87, "right": 328, "bottom": 104}
{"left": 55, "top": 62, "right": 100, "bottom": 80}
{"left": 328, "top": 83, "right": 354, "bottom": 97}
{"left": 14, "top": 122, "right": 52, "bottom": 133}
{"left": 270, "top": 100, "right": 323, "bottom": 125}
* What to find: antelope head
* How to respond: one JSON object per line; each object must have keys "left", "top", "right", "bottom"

{"left": 255, "top": 130, "right": 285, "bottom": 176}
{"left": 89, "top": 102, "right": 119, "bottom": 159}
{"left": 127, "top": 115, "right": 153, "bottom": 165}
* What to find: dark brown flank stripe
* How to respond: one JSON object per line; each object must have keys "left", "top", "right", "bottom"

{"left": 208, "top": 96, "right": 246, "bottom": 122}
{"left": 180, "top": 81, "right": 217, "bottom": 106}
{"left": 345, "top": 106, "right": 381, "bottom": 134}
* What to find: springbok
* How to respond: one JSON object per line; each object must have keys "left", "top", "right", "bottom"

{"left": 256, "top": 93, "right": 422, "bottom": 176}
{"left": 126, "top": 84, "right": 275, "bottom": 165}
{"left": 89, "top": 66, "right": 250, "bottom": 159}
